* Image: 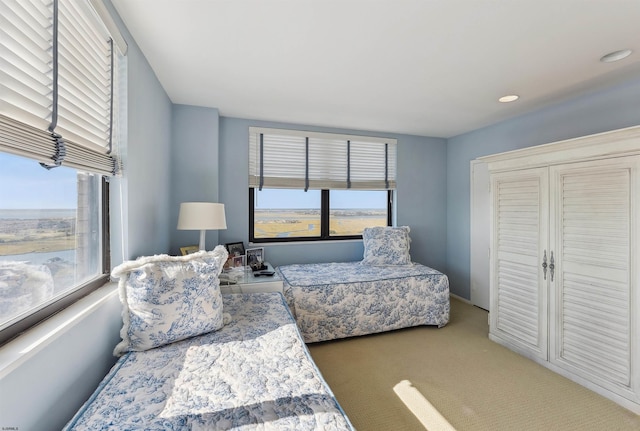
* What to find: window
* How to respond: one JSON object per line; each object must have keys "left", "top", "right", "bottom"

{"left": 0, "top": 152, "right": 105, "bottom": 332}
{"left": 0, "top": 0, "right": 126, "bottom": 344}
{"left": 252, "top": 189, "right": 321, "bottom": 239}
{"left": 250, "top": 188, "right": 391, "bottom": 241}
{"left": 329, "top": 190, "right": 389, "bottom": 236}
{"left": 248, "top": 128, "right": 396, "bottom": 242}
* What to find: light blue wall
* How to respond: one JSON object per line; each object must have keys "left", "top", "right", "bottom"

{"left": 169, "top": 105, "right": 221, "bottom": 255}
{"left": 218, "top": 117, "right": 448, "bottom": 271}
{"left": 122, "top": 28, "right": 173, "bottom": 260}
{"left": 446, "top": 76, "right": 640, "bottom": 299}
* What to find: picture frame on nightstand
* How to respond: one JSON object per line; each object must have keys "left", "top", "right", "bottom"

{"left": 180, "top": 245, "right": 199, "bottom": 256}
{"left": 226, "top": 242, "right": 245, "bottom": 256}
{"left": 246, "top": 247, "right": 265, "bottom": 271}
{"left": 231, "top": 254, "right": 245, "bottom": 268}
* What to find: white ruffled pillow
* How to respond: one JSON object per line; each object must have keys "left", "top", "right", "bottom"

{"left": 361, "top": 226, "right": 412, "bottom": 266}
{"left": 111, "top": 245, "right": 228, "bottom": 356}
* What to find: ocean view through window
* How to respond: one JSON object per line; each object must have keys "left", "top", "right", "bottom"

{"left": 0, "top": 152, "right": 102, "bottom": 333}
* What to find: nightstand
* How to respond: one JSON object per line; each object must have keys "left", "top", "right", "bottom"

{"left": 220, "top": 262, "right": 283, "bottom": 294}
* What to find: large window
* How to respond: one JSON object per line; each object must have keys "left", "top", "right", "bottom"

{"left": 0, "top": 0, "right": 126, "bottom": 344}
{"left": 249, "top": 127, "right": 396, "bottom": 242}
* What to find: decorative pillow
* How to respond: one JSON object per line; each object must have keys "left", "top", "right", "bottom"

{"left": 111, "top": 245, "right": 229, "bottom": 356}
{"left": 361, "top": 226, "right": 412, "bottom": 266}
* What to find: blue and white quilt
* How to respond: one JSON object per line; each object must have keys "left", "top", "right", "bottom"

{"left": 277, "top": 262, "right": 450, "bottom": 343}
{"left": 64, "top": 293, "right": 354, "bottom": 430}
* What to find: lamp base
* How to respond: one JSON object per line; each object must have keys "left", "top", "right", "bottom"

{"left": 199, "top": 230, "right": 206, "bottom": 251}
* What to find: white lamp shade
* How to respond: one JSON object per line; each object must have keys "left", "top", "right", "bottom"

{"left": 177, "top": 202, "right": 227, "bottom": 230}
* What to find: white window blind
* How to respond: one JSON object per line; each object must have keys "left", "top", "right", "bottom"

{"left": 249, "top": 127, "right": 397, "bottom": 190}
{"left": 1, "top": 0, "right": 53, "bottom": 133}
{"left": 0, "top": 0, "right": 124, "bottom": 175}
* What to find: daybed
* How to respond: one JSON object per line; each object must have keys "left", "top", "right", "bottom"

{"left": 276, "top": 226, "right": 450, "bottom": 343}
{"left": 64, "top": 247, "right": 354, "bottom": 430}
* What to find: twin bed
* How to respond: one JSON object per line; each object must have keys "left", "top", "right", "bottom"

{"left": 65, "top": 227, "right": 449, "bottom": 429}
{"left": 65, "top": 292, "right": 353, "bottom": 430}
{"left": 275, "top": 226, "right": 449, "bottom": 343}
{"left": 277, "top": 262, "right": 449, "bottom": 343}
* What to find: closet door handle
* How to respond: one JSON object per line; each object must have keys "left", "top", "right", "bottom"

{"left": 549, "top": 251, "right": 555, "bottom": 282}
{"left": 542, "top": 250, "right": 548, "bottom": 280}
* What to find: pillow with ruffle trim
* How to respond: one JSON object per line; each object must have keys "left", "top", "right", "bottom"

{"left": 361, "top": 226, "right": 412, "bottom": 266}
{"left": 111, "top": 245, "right": 228, "bottom": 356}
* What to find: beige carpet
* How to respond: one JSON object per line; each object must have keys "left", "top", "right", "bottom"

{"left": 308, "top": 297, "right": 640, "bottom": 431}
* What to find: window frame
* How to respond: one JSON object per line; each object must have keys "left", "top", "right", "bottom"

{"left": 249, "top": 188, "right": 393, "bottom": 243}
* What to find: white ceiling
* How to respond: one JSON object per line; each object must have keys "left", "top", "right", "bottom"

{"left": 111, "top": 0, "right": 640, "bottom": 138}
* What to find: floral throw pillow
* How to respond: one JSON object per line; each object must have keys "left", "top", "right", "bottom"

{"left": 111, "top": 245, "right": 228, "bottom": 356}
{"left": 361, "top": 226, "right": 412, "bottom": 266}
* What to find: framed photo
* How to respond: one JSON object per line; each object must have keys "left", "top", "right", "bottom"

{"left": 226, "top": 242, "right": 245, "bottom": 257}
{"left": 223, "top": 255, "right": 233, "bottom": 270}
{"left": 231, "top": 254, "right": 245, "bottom": 268}
{"left": 246, "top": 247, "right": 265, "bottom": 270}
{"left": 180, "top": 245, "right": 199, "bottom": 256}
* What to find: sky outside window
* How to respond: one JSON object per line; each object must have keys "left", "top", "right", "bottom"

{"left": 0, "top": 152, "right": 77, "bottom": 209}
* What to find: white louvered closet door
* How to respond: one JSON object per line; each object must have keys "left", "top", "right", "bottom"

{"left": 490, "top": 167, "right": 549, "bottom": 361}
{"left": 550, "top": 156, "right": 640, "bottom": 402}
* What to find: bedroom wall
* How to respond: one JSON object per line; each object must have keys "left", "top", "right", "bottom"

{"left": 0, "top": 1, "right": 174, "bottom": 429}
{"left": 123, "top": 40, "right": 173, "bottom": 260}
{"left": 218, "top": 117, "right": 448, "bottom": 272}
{"left": 446, "top": 75, "right": 640, "bottom": 299}
{"left": 169, "top": 105, "right": 221, "bottom": 255}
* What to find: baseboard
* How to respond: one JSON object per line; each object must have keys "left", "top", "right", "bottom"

{"left": 449, "top": 293, "right": 473, "bottom": 305}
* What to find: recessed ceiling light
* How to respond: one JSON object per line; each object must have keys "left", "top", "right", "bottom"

{"left": 600, "top": 49, "right": 632, "bottom": 63}
{"left": 498, "top": 95, "right": 519, "bottom": 103}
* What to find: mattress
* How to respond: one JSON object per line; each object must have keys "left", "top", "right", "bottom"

{"left": 277, "top": 262, "right": 450, "bottom": 343}
{"left": 63, "top": 292, "right": 354, "bottom": 430}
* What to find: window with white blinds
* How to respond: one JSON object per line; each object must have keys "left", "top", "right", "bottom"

{"left": 249, "top": 127, "right": 397, "bottom": 191}
{"left": 0, "top": 0, "right": 125, "bottom": 175}
{"left": 0, "top": 0, "right": 126, "bottom": 344}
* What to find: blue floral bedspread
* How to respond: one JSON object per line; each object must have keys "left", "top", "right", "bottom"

{"left": 277, "top": 262, "right": 450, "bottom": 343}
{"left": 64, "top": 293, "right": 354, "bottom": 430}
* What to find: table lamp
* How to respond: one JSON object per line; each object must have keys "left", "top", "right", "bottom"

{"left": 177, "top": 202, "right": 227, "bottom": 251}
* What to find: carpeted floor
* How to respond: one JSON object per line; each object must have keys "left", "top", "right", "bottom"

{"left": 308, "top": 297, "right": 640, "bottom": 431}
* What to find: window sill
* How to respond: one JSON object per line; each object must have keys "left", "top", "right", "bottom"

{"left": 0, "top": 282, "right": 119, "bottom": 379}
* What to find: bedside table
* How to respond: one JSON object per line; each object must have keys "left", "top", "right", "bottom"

{"left": 220, "top": 262, "right": 283, "bottom": 294}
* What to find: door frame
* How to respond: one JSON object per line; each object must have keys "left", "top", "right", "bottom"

{"left": 470, "top": 159, "right": 490, "bottom": 311}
